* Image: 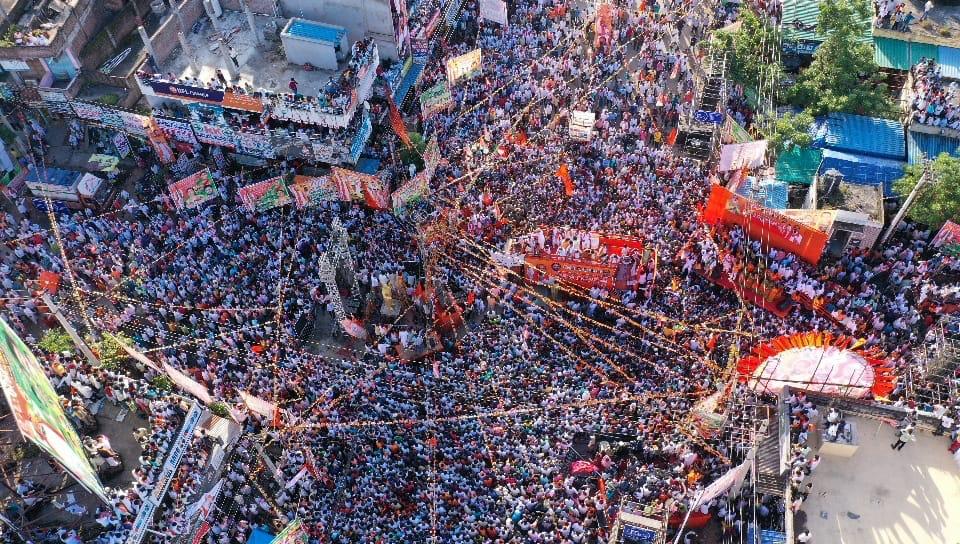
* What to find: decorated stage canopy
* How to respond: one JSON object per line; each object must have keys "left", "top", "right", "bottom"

{"left": 737, "top": 332, "right": 895, "bottom": 398}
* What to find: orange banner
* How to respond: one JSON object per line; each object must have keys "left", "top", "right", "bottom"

{"left": 702, "top": 185, "right": 828, "bottom": 265}
{"left": 525, "top": 254, "right": 619, "bottom": 289}
{"left": 222, "top": 92, "right": 264, "bottom": 113}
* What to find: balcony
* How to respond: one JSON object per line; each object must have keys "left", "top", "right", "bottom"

{"left": 0, "top": 0, "right": 91, "bottom": 60}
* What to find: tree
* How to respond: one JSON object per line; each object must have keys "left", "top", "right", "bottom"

{"left": 714, "top": 9, "right": 784, "bottom": 93}
{"left": 38, "top": 328, "right": 74, "bottom": 354}
{"left": 788, "top": 0, "right": 896, "bottom": 118}
{"left": 894, "top": 153, "right": 960, "bottom": 228}
{"left": 92, "top": 332, "right": 134, "bottom": 368}
{"left": 761, "top": 110, "right": 815, "bottom": 153}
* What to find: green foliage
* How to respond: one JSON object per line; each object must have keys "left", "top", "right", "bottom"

{"left": 788, "top": 0, "right": 895, "bottom": 118}
{"left": 399, "top": 132, "right": 427, "bottom": 170}
{"left": 761, "top": 110, "right": 815, "bottom": 153}
{"left": 208, "top": 402, "right": 231, "bottom": 419}
{"left": 151, "top": 374, "right": 173, "bottom": 392}
{"left": 38, "top": 328, "right": 74, "bottom": 354}
{"left": 93, "top": 332, "right": 133, "bottom": 369}
{"left": 894, "top": 153, "right": 960, "bottom": 228}
{"left": 714, "top": 10, "right": 784, "bottom": 92}
{"left": 96, "top": 94, "right": 121, "bottom": 106}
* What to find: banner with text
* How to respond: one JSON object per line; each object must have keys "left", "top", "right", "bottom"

{"left": 702, "top": 185, "right": 828, "bottom": 264}
{"left": 446, "top": 49, "right": 483, "bottom": 85}
{"left": 718, "top": 140, "right": 768, "bottom": 172}
{"left": 420, "top": 80, "right": 453, "bottom": 118}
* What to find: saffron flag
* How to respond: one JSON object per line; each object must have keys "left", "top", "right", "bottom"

{"left": 557, "top": 163, "right": 574, "bottom": 196}
{"left": 388, "top": 96, "right": 413, "bottom": 148}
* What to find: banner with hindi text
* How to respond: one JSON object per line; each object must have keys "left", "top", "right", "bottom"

{"left": 479, "top": 0, "right": 508, "bottom": 25}
{"left": 702, "top": 184, "right": 828, "bottom": 264}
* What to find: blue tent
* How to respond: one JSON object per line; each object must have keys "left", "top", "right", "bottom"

{"left": 247, "top": 527, "right": 274, "bottom": 544}
{"left": 818, "top": 149, "right": 905, "bottom": 195}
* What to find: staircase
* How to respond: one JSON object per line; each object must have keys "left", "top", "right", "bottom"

{"left": 755, "top": 413, "right": 787, "bottom": 496}
{"left": 677, "top": 46, "right": 728, "bottom": 162}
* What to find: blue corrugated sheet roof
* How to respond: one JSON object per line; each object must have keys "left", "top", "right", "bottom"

{"left": 355, "top": 157, "right": 381, "bottom": 174}
{"left": 819, "top": 149, "right": 904, "bottom": 195}
{"left": 811, "top": 113, "right": 905, "bottom": 160}
{"left": 875, "top": 37, "right": 940, "bottom": 70}
{"left": 937, "top": 46, "right": 960, "bottom": 80}
{"left": 906, "top": 130, "right": 960, "bottom": 163}
{"left": 735, "top": 177, "right": 790, "bottom": 209}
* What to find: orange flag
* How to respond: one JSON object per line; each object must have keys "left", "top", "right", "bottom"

{"left": 557, "top": 163, "right": 574, "bottom": 196}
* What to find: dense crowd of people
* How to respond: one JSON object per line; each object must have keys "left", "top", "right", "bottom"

{"left": 0, "top": 0, "right": 959, "bottom": 542}
{"left": 908, "top": 58, "right": 960, "bottom": 130}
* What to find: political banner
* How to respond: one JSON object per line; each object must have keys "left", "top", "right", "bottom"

{"left": 290, "top": 175, "right": 339, "bottom": 208}
{"left": 524, "top": 254, "right": 619, "bottom": 290}
{"left": 569, "top": 110, "right": 595, "bottom": 141}
{"left": 391, "top": 172, "right": 430, "bottom": 212}
{"left": 422, "top": 137, "right": 441, "bottom": 178}
{"left": 340, "top": 319, "right": 368, "bottom": 339}
{"left": 238, "top": 177, "right": 292, "bottom": 213}
{"left": 360, "top": 174, "right": 390, "bottom": 211}
{"left": 446, "top": 49, "right": 483, "bottom": 85}
{"left": 331, "top": 167, "right": 369, "bottom": 201}
{"left": 169, "top": 169, "right": 219, "bottom": 210}
{"left": 38, "top": 89, "right": 71, "bottom": 113}
{"left": 479, "top": 0, "right": 508, "bottom": 25}
{"left": 350, "top": 109, "right": 373, "bottom": 163}
{"left": 0, "top": 317, "right": 109, "bottom": 503}
{"left": 420, "top": 80, "right": 452, "bottom": 118}
{"left": 70, "top": 101, "right": 104, "bottom": 122}
{"left": 99, "top": 109, "right": 125, "bottom": 132}
{"left": 270, "top": 519, "right": 308, "bottom": 544}
{"left": 235, "top": 130, "right": 275, "bottom": 158}
{"left": 718, "top": 140, "right": 768, "bottom": 172}
{"left": 148, "top": 80, "right": 225, "bottom": 103}
{"left": 723, "top": 114, "right": 752, "bottom": 144}
{"left": 932, "top": 220, "right": 960, "bottom": 255}
{"left": 155, "top": 116, "right": 199, "bottom": 145}
{"left": 186, "top": 479, "right": 223, "bottom": 521}
{"left": 192, "top": 121, "right": 237, "bottom": 148}
{"left": 113, "top": 132, "right": 132, "bottom": 158}
{"left": 702, "top": 185, "right": 828, "bottom": 264}
{"left": 117, "top": 110, "right": 151, "bottom": 137}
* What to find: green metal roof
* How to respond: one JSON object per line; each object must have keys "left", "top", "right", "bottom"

{"left": 775, "top": 147, "right": 823, "bottom": 185}
{"left": 874, "top": 36, "right": 940, "bottom": 70}
{"left": 781, "top": 0, "right": 873, "bottom": 44}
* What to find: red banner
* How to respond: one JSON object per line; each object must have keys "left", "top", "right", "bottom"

{"left": 525, "top": 254, "right": 619, "bottom": 289}
{"left": 702, "top": 185, "right": 828, "bottom": 265}
{"left": 388, "top": 96, "right": 412, "bottom": 148}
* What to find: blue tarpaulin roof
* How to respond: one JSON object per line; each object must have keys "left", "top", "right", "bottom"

{"left": 937, "top": 45, "right": 960, "bottom": 80}
{"left": 907, "top": 130, "right": 960, "bottom": 163}
{"left": 819, "top": 149, "right": 904, "bottom": 195}
{"left": 812, "top": 113, "right": 905, "bottom": 160}
{"left": 747, "top": 527, "right": 787, "bottom": 544}
{"left": 247, "top": 527, "right": 273, "bottom": 544}
{"left": 355, "top": 157, "right": 381, "bottom": 174}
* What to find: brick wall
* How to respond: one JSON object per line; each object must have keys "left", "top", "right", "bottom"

{"left": 219, "top": 0, "right": 278, "bottom": 15}
{"left": 150, "top": 0, "right": 204, "bottom": 65}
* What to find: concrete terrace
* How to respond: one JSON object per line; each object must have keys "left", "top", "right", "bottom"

{"left": 799, "top": 415, "right": 960, "bottom": 544}
{"left": 156, "top": 10, "right": 339, "bottom": 98}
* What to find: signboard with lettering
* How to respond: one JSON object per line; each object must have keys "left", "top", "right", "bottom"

{"left": 155, "top": 116, "right": 199, "bottom": 145}
{"left": 191, "top": 121, "right": 237, "bottom": 148}
{"left": 148, "top": 80, "right": 225, "bottom": 103}
{"left": 238, "top": 177, "right": 292, "bottom": 213}
{"left": 70, "top": 101, "right": 104, "bottom": 122}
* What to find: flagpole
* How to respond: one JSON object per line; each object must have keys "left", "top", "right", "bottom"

{"left": 671, "top": 490, "right": 704, "bottom": 544}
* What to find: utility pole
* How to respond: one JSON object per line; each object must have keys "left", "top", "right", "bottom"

{"left": 877, "top": 158, "right": 933, "bottom": 248}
